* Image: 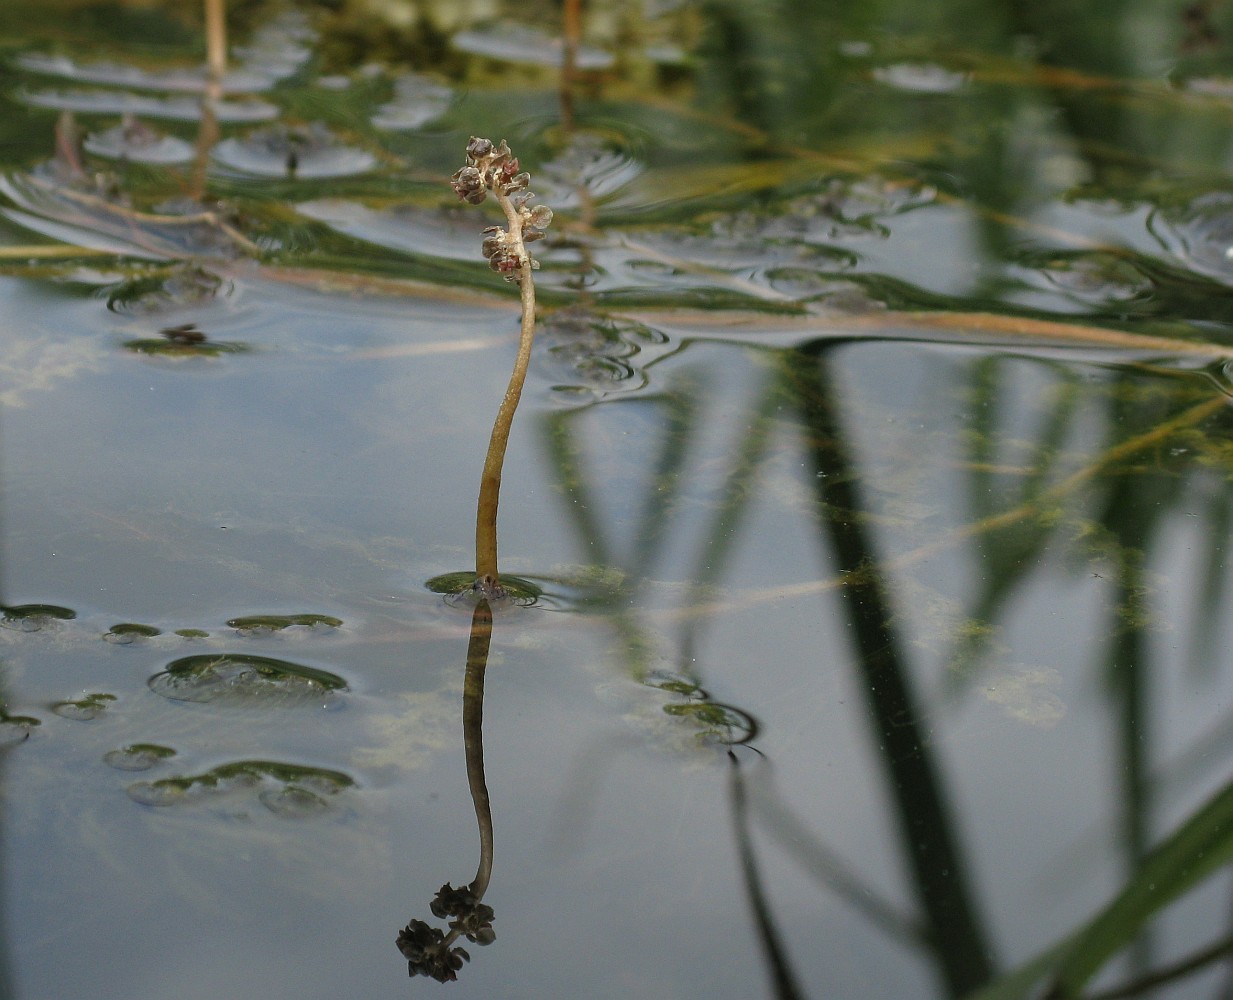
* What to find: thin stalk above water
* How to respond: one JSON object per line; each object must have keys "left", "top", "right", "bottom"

{"left": 449, "top": 138, "right": 554, "bottom": 592}
{"left": 474, "top": 189, "right": 539, "bottom": 585}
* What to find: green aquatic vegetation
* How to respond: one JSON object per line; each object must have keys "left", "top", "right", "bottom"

{"left": 104, "top": 622, "right": 161, "bottom": 643}
{"left": 148, "top": 653, "right": 348, "bottom": 704}
{"left": 127, "top": 759, "right": 356, "bottom": 813}
{"left": 1, "top": 603, "right": 76, "bottom": 632}
{"left": 424, "top": 571, "right": 541, "bottom": 604}
{"left": 226, "top": 613, "right": 343, "bottom": 632}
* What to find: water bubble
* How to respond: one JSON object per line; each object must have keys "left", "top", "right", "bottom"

{"left": 107, "top": 264, "right": 231, "bottom": 315}
{"left": 452, "top": 22, "right": 614, "bottom": 70}
{"left": 212, "top": 123, "right": 377, "bottom": 179}
{"left": 51, "top": 692, "right": 116, "bottom": 721}
{"left": 296, "top": 199, "right": 491, "bottom": 263}
{"left": 661, "top": 700, "right": 760, "bottom": 745}
{"left": 1, "top": 603, "right": 76, "bottom": 632}
{"left": 426, "top": 572, "right": 543, "bottom": 608}
{"left": 259, "top": 785, "right": 330, "bottom": 819}
{"left": 872, "top": 62, "right": 968, "bottom": 93}
{"left": 0, "top": 171, "right": 254, "bottom": 260}
{"left": 103, "top": 743, "right": 176, "bottom": 771}
{"left": 104, "top": 622, "right": 162, "bottom": 644}
{"left": 536, "top": 132, "right": 645, "bottom": 210}
{"left": 372, "top": 74, "right": 453, "bottom": 130}
{"left": 127, "top": 780, "right": 186, "bottom": 806}
{"left": 1149, "top": 193, "right": 1233, "bottom": 284}
{"left": 540, "top": 309, "right": 665, "bottom": 400}
{"left": 148, "top": 653, "right": 347, "bottom": 705}
{"left": 647, "top": 669, "right": 707, "bottom": 698}
{"left": 19, "top": 88, "right": 279, "bottom": 123}
{"left": 127, "top": 759, "right": 353, "bottom": 816}
{"left": 0, "top": 717, "right": 39, "bottom": 747}
{"left": 14, "top": 52, "right": 277, "bottom": 94}
{"left": 83, "top": 115, "right": 195, "bottom": 164}
{"left": 1027, "top": 252, "right": 1153, "bottom": 306}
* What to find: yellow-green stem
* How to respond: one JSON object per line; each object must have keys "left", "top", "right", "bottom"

{"left": 475, "top": 191, "right": 537, "bottom": 582}
{"left": 204, "top": 0, "right": 226, "bottom": 82}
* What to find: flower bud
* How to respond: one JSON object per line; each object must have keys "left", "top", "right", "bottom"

{"left": 465, "top": 136, "right": 493, "bottom": 160}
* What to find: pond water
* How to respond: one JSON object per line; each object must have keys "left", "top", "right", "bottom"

{"left": 2, "top": 2, "right": 1233, "bottom": 998}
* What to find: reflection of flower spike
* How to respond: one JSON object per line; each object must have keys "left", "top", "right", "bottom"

{"left": 430, "top": 882, "right": 497, "bottom": 945}
{"left": 397, "top": 882, "right": 496, "bottom": 981}
{"left": 396, "top": 919, "right": 471, "bottom": 983}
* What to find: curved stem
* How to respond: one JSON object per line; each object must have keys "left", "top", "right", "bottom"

{"left": 474, "top": 191, "right": 538, "bottom": 582}
{"left": 463, "top": 599, "right": 495, "bottom": 898}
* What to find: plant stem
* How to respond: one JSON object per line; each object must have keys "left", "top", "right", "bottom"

{"left": 204, "top": 0, "right": 226, "bottom": 82}
{"left": 474, "top": 191, "right": 538, "bottom": 582}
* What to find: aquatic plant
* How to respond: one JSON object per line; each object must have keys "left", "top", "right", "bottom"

{"left": 450, "top": 137, "right": 553, "bottom": 596}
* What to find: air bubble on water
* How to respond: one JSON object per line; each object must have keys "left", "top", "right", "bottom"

{"left": 0, "top": 718, "right": 38, "bottom": 747}
{"left": 104, "top": 622, "right": 162, "bottom": 644}
{"left": 148, "top": 653, "right": 347, "bottom": 705}
{"left": 372, "top": 73, "right": 453, "bottom": 130}
{"left": 259, "top": 785, "right": 331, "bottom": 819}
{"left": 127, "top": 780, "right": 186, "bottom": 806}
{"left": 104, "top": 743, "right": 176, "bottom": 771}
{"left": 451, "top": 22, "right": 614, "bottom": 70}
{"left": 1, "top": 603, "right": 75, "bottom": 632}
{"left": 872, "top": 63, "right": 968, "bottom": 93}
{"left": 127, "top": 759, "right": 354, "bottom": 817}
{"left": 51, "top": 693, "right": 116, "bottom": 721}
{"left": 83, "top": 116, "right": 194, "bottom": 164}
{"left": 212, "top": 123, "right": 377, "bottom": 179}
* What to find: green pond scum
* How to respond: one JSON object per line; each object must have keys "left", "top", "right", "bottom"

{"left": 2, "top": 0, "right": 1233, "bottom": 998}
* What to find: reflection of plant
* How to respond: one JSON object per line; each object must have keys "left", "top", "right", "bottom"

{"left": 397, "top": 599, "right": 497, "bottom": 983}
{"left": 396, "top": 882, "right": 495, "bottom": 983}
{"left": 451, "top": 138, "right": 554, "bottom": 591}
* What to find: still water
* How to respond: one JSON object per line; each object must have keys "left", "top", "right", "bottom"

{"left": 1, "top": 1, "right": 1233, "bottom": 998}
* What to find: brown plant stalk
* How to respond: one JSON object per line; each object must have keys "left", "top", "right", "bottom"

{"left": 451, "top": 138, "right": 553, "bottom": 593}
